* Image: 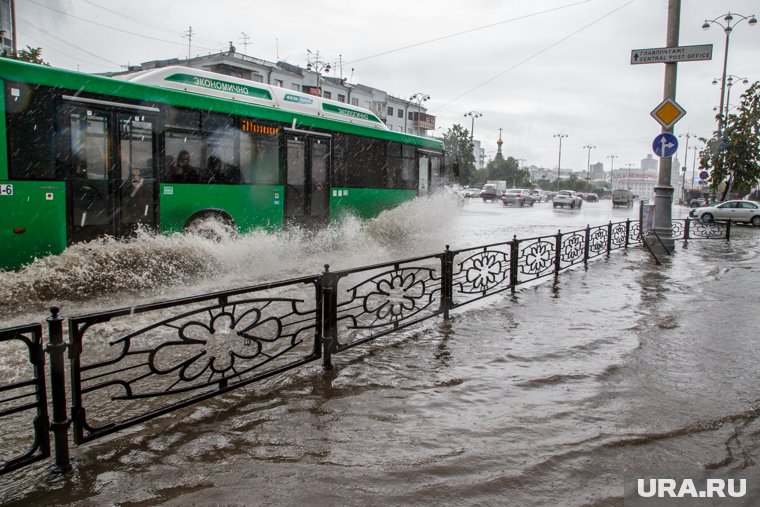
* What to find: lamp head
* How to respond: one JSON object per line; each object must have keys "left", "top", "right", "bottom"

{"left": 749, "top": 16, "right": 757, "bottom": 26}
{"left": 702, "top": 21, "right": 711, "bottom": 30}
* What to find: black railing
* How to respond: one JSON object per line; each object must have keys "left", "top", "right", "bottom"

{"left": 0, "top": 218, "right": 732, "bottom": 476}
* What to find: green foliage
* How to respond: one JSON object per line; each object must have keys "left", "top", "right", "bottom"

{"left": 699, "top": 82, "right": 760, "bottom": 198}
{"left": 442, "top": 124, "right": 476, "bottom": 184}
{"left": 486, "top": 156, "right": 530, "bottom": 187}
{"left": 2, "top": 46, "right": 49, "bottom": 65}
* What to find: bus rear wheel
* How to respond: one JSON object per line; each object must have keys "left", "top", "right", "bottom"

{"left": 185, "top": 211, "right": 237, "bottom": 241}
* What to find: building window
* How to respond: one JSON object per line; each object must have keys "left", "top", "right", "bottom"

{"left": 274, "top": 79, "right": 283, "bottom": 88}
{"left": 251, "top": 74, "right": 263, "bottom": 83}
{"left": 387, "top": 106, "right": 394, "bottom": 116}
{"left": 337, "top": 94, "right": 345, "bottom": 103}
{"left": 351, "top": 98, "right": 359, "bottom": 106}
{"left": 408, "top": 111, "right": 413, "bottom": 120}
{"left": 398, "top": 109, "right": 403, "bottom": 118}
{"left": 323, "top": 91, "right": 332, "bottom": 100}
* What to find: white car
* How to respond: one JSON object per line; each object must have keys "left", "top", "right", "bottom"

{"left": 689, "top": 200, "right": 760, "bottom": 226}
{"left": 552, "top": 190, "right": 583, "bottom": 209}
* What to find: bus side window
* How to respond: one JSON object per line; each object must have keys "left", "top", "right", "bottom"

{"left": 5, "top": 81, "right": 57, "bottom": 180}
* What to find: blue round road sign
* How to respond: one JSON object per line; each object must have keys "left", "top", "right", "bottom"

{"left": 652, "top": 133, "right": 679, "bottom": 158}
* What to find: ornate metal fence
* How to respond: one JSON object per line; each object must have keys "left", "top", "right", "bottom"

{"left": 0, "top": 218, "right": 732, "bottom": 476}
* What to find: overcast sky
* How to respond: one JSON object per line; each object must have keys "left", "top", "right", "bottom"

{"left": 15, "top": 0, "right": 760, "bottom": 175}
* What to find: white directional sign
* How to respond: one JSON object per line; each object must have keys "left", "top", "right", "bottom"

{"left": 630, "top": 44, "right": 713, "bottom": 65}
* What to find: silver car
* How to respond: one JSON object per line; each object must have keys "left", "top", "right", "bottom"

{"left": 501, "top": 188, "right": 535, "bottom": 207}
{"left": 689, "top": 200, "right": 760, "bottom": 226}
{"left": 553, "top": 190, "right": 583, "bottom": 209}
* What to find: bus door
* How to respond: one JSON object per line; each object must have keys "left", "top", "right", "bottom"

{"left": 61, "top": 100, "right": 158, "bottom": 243}
{"left": 284, "top": 133, "right": 331, "bottom": 228}
{"left": 418, "top": 153, "right": 430, "bottom": 195}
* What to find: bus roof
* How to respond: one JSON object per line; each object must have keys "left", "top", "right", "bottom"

{"left": 119, "top": 66, "right": 389, "bottom": 131}
{"left": 0, "top": 58, "right": 443, "bottom": 150}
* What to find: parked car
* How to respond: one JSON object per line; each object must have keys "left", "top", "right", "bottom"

{"left": 585, "top": 193, "right": 599, "bottom": 202}
{"left": 689, "top": 200, "right": 760, "bottom": 225}
{"left": 553, "top": 190, "right": 583, "bottom": 209}
{"left": 479, "top": 184, "right": 502, "bottom": 202}
{"left": 501, "top": 188, "right": 535, "bottom": 207}
{"left": 612, "top": 189, "right": 633, "bottom": 208}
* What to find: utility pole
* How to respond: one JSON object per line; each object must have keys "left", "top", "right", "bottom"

{"left": 651, "top": 0, "right": 680, "bottom": 252}
{"left": 184, "top": 26, "right": 193, "bottom": 60}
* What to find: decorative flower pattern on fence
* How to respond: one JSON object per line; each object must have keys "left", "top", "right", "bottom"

{"left": 341, "top": 268, "right": 438, "bottom": 330}
{"left": 561, "top": 233, "right": 585, "bottom": 264}
{"left": 519, "top": 240, "right": 555, "bottom": 276}
{"left": 588, "top": 227, "right": 608, "bottom": 257}
{"left": 456, "top": 250, "right": 509, "bottom": 293}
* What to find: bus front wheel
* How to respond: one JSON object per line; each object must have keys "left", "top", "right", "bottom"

{"left": 184, "top": 211, "right": 237, "bottom": 241}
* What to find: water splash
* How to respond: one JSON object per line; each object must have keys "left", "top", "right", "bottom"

{"left": 0, "top": 192, "right": 462, "bottom": 318}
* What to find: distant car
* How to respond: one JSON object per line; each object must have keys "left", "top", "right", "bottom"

{"left": 553, "top": 190, "right": 583, "bottom": 209}
{"left": 689, "top": 197, "right": 706, "bottom": 208}
{"left": 545, "top": 191, "right": 558, "bottom": 201}
{"left": 612, "top": 189, "right": 633, "bottom": 208}
{"left": 501, "top": 188, "right": 535, "bottom": 207}
{"left": 585, "top": 193, "right": 599, "bottom": 202}
{"left": 463, "top": 187, "right": 481, "bottom": 198}
{"left": 479, "top": 184, "right": 501, "bottom": 202}
{"left": 531, "top": 189, "right": 548, "bottom": 202}
{"left": 689, "top": 200, "right": 760, "bottom": 226}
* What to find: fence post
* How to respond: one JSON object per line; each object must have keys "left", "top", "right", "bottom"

{"left": 606, "top": 221, "right": 613, "bottom": 255}
{"left": 441, "top": 245, "right": 454, "bottom": 319}
{"left": 625, "top": 219, "right": 631, "bottom": 248}
{"left": 320, "top": 265, "right": 337, "bottom": 370}
{"left": 584, "top": 225, "right": 591, "bottom": 267}
{"left": 684, "top": 218, "right": 691, "bottom": 242}
{"left": 554, "top": 230, "right": 562, "bottom": 277}
{"left": 45, "top": 306, "right": 70, "bottom": 472}
{"left": 726, "top": 220, "right": 731, "bottom": 242}
{"left": 509, "top": 236, "right": 519, "bottom": 293}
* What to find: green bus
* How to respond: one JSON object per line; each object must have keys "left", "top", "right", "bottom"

{"left": 0, "top": 58, "right": 453, "bottom": 270}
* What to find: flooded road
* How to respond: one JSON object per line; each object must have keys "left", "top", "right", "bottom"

{"left": 4, "top": 197, "right": 760, "bottom": 506}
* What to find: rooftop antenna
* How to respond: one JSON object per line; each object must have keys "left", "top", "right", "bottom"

{"left": 240, "top": 32, "right": 250, "bottom": 54}
{"left": 338, "top": 54, "right": 344, "bottom": 80}
{"left": 276, "top": 37, "right": 279, "bottom": 61}
{"left": 183, "top": 26, "right": 193, "bottom": 60}
{"left": 349, "top": 67, "right": 354, "bottom": 83}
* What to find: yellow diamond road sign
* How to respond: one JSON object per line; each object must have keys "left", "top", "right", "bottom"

{"left": 650, "top": 98, "right": 686, "bottom": 129}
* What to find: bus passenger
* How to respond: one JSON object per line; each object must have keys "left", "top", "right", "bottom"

{"left": 205, "top": 155, "right": 225, "bottom": 184}
{"left": 167, "top": 150, "right": 199, "bottom": 183}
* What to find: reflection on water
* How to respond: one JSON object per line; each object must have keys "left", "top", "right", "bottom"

{"left": 2, "top": 201, "right": 760, "bottom": 505}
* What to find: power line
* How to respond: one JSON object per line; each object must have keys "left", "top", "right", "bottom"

{"left": 81, "top": 0, "right": 225, "bottom": 46}
{"left": 433, "top": 0, "right": 635, "bottom": 112}
{"left": 25, "top": 0, "right": 222, "bottom": 52}
{"left": 16, "top": 28, "right": 115, "bottom": 69}
{"left": 343, "top": 0, "right": 592, "bottom": 65}
{"left": 19, "top": 17, "right": 123, "bottom": 67}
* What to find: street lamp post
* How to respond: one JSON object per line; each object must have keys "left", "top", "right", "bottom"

{"left": 626, "top": 163, "right": 633, "bottom": 190}
{"left": 678, "top": 132, "right": 695, "bottom": 204}
{"left": 464, "top": 111, "right": 482, "bottom": 141}
{"left": 306, "top": 49, "right": 331, "bottom": 96}
{"left": 554, "top": 133, "right": 568, "bottom": 191}
{"left": 607, "top": 154, "right": 618, "bottom": 192}
{"left": 690, "top": 144, "right": 699, "bottom": 195}
{"left": 583, "top": 144, "right": 595, "bottom": 192}
{"left": 712, "top": 75, "right": 750, "bottom": 121}
{"left": 409, "top": 92, "right": 430, "bottom": 136}
{"left": 702, "top": 12, "right": 757, "bottom": 136}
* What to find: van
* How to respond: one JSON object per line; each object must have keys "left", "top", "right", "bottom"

{"left": 612, "top": 189, "right": 633, "bottom": 208}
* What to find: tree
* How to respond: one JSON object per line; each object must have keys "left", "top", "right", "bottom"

{"left": 442, "top": 124, "right": 476, "bottom": 185}
{"left": 1, "top": 45, "right": 49, "bottom": 65}
{"left": 486, "top": 156, "right": 530, "bottom": 187}
{"left": 698, "top": 81, "right": 760, "bottom": 199}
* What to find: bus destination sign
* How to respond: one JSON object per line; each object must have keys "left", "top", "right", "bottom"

{"left": 630, "top": 44, "right": 713, "bottom": 65}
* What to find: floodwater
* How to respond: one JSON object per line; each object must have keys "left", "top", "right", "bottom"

{"left": 3, "top": 196, "right": 760, "bottom": 506}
